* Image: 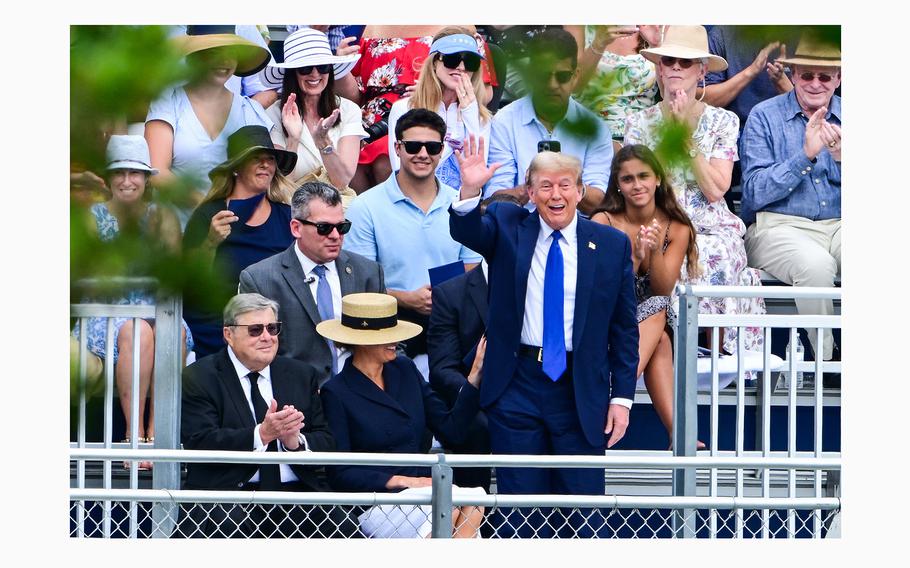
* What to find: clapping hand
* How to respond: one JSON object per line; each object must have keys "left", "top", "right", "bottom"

{"left": 312, "top": 108, "right": 341, "bottom": 147}
{"left": 281, "top": 93, "right": 304, "bottom": 143}
{"left": 455, "top": 134, "right": 501, "bottom": 198}
{"left": 803, "top": 107, "right": 830, "bottom": 160}
{"left": 467, "top": 335, "right": 487, "bottom": 388}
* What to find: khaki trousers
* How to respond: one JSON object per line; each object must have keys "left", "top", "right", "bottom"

{"left": 745, "top": 212, "right": 841, "bottom": 359}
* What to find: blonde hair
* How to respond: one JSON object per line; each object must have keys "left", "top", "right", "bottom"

{"left": 410, "top": 26, "right": 491, "bottom": 125}
{"left": 525, "top": 151, "right": 583, "bottom": 187}
{"left": 204, "top": 168, "right": 295, "bottom": 205}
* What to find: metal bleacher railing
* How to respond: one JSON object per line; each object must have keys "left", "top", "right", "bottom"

{"left": 70, "top": 280, "right": 841, "bottom": 538}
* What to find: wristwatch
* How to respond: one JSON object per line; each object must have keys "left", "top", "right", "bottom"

{"left": 320, "top": 144, "right": 335, "bottom": 155}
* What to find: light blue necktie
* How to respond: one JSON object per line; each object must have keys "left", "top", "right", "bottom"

{"left": 313, "top": 265, "right": 338, "bottom": 374}
{"left": 542, "top": 230, "right": 566, "bottom": 381}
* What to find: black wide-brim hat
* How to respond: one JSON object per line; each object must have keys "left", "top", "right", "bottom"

{"left": 209, "top": 125, "right": 297, "bottom": 180}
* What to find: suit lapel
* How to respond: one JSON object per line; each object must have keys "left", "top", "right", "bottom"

{"left": 573, "top": 219, "right": 596, "bottom": 351}
{"left": 343, "top": 365, "right": 409, "bottom": 416}
{"left": 337, "top": 251, "right": 356, "bottom": 296}
{"left": 467, "top": 266, "right": 488, "bottom": 326}
{"left": 515, "top": 213, "right": 540, "bottom": 321}
{"left": 216, "top": 350, "right": 256, "bottom": 427}
{"left": 279, "top": 245, "right": 321, "bottom": 326}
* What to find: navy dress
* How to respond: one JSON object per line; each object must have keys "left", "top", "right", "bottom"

{"left": 320, "top": 355, "right": 480, "bottom": 492}
{"left": 182, "top": 197, "right": 293, "bottom": 357}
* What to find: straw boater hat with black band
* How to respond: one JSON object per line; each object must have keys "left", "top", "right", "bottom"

{"left": 640, "top": 25, "right": 728, "bottom": 73}
{"left": 260, "top": 28, "right": 361, "bottom": 90}
{"left": 209, "top": 125, "right": 297, "bottom": 180}
{"left": 317, "top": 293, "right": 422, "bottom": 346}
{"left": 174, "top": 25, "right": 272, "bottom": 78}
{"left": 778, "top": 34, "right": 841, "bottom": 68}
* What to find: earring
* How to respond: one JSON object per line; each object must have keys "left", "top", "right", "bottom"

{"left": 232, "top": 171, "right": 238, "bottom": 177}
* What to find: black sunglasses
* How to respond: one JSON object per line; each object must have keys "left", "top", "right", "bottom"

{"left": 531, "top": 69, "right": 575, "bottom": 85}
{"left": 231, "top": 322, "right": 282, "bottom": 337}
{"left": 438, "top": 52, "right": 482, "bottom": 72}
{"left": 398, "top": 140, "right": 444, "bottom": 155}
{"left": 798, "top": 71, "right": 834, "bottom": 83}
{"left": 296, "top": 64, "right": 332, "bottom": 76}
{"left": 660, "top": 56, "right": 697, "bottom": 69}
{"left": 297, "top": 218, "right": 352, "bottom": 236}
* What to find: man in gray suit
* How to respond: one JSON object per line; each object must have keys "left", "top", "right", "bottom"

{"left": 239, "top": 182, "right": 385, "bottom": 385}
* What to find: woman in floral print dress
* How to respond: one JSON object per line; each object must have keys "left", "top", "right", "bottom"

{"left": 623, "top": 26, "right": 765, "bottom": 354}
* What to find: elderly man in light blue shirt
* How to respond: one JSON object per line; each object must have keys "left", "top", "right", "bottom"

{"left": 740, "top": 34, "right": 841, "bottom": 360}
{"left": 344, "top": 108, "right": 481, "bottom": 375}
{"left": 485, "top": 28, "right": 612, "bottom": 214}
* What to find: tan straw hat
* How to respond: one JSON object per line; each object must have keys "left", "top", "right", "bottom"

{"left": 316, "top": 293, "right": 422, "bottom": 346}
{"left": 640, "top": 25, "right": 728, "bottom": 73}
{"left": 174, "top": 26, "right": 272, "bottom": 78}
{"left": 778, "top": 34, "right": 841, "bottom": 67}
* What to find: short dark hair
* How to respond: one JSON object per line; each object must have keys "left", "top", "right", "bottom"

{"left": 528, "top": 28, "right": 578, "bottom": 68}
{"left": 394, "top": 108, "right": 446, "bottom": 141}
{"left": 292, "top": 181, "right": 342, "bottom": 220}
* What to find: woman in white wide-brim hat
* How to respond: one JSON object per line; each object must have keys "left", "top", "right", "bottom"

{"left": 317, "top": 293, "right": 487, "bottom": 538}
{"left": 146, "top": 26, "right": 274, "bottom": 226}
{"left": 261, "top": 28, "right": 366, "bottom": 200}
{"left": 74, "top": 136, "right": 193, "bottom": 466}
{"left": 623, "top": 25, "right": 766, "bottom": 356}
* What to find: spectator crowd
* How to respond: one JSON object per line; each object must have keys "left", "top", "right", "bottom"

{"left": 72, "top": 24, "right": 842, "bottom": 538}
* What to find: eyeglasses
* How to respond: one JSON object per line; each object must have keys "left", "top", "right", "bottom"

{"left": 438, "top": 52, "right": 482, "bottom": 72}
{"left": 398, "top": 140, "right": 444, "bottom": 155}
{"left": 798, "top": 71, "right": 835, "bottom": 83}
{"left": 231, "top": 322, "right": 282, "bottom": 337}
{"left": 296, "top": 218, "right": 352, "bottom": 236}
{"left": 659, "top": 56, "right": 697, "bottom": 69}
{"left": 530, "top": 69, "right": 575, "bottom": 85}
{"left": 296, "top": 64, "right": 332, "bottom": 76}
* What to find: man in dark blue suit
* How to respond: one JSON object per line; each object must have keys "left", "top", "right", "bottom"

{"left": 449, "top": 138, "right": 639, "bottom": 537}
{"left": 427, "top": 262, "right": 491, "bottom": 492}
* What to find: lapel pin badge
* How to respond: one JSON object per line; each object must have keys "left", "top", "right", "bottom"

{"left": 588, "top": 241, "right": 596, "bottom": 250}
{"left": 345, "top": 266, "right": 352, "bottom": 274}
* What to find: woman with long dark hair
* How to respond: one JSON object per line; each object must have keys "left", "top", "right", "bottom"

{"left": 592, "top": 144, "right": 699, "bottom": 446}
{"left": 260, "top": 28, "right": 365, "bottom": 202}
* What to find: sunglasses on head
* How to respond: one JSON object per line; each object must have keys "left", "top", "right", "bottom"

{"left": 660, "top": 56, "right": 697, "bottom": 69}
{"left": 398, "top": 140, "right": 444, "bottom": 155}
{"left": 296, "top": 64, "right": 332, "bottom": 76}
{"left": 297, "top": 218, "right": 352, "bottom": 236}
{"left": 798, "top": 71, "right": 835, "bottom": 83}
{"left": 531, "top": 69, "right": 575, "bottom": 85}
{"left": 231, "top": 322, "right": 282, "bottom": 337}
{"left": 438, "top": 51, "right": 482, "bottom": 72}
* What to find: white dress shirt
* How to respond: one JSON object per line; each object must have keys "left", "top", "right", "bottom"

{"left": 451, "top": 196, "right": 633, "bottom": 409}
{"left": 293, "top": 244, "right": 351, "bottom": 371}
{"left": 227, "top": 347, "right": 308, "bottom": 484}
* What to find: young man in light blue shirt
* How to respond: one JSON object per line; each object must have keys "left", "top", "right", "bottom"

{"left": 486, "top": 28, "right": 612, "bottom": 214}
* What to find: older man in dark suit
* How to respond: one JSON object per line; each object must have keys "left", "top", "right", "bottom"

{"left": 239, "top": 182, "right": 385, "bottom": 386}
{"left": 179, "top": 293, "right": 358, "bottom": 538}
{"left": 450, "top": 138, "right": 639, "bottom": 538}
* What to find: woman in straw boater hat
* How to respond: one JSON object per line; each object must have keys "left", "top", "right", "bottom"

{"left": 181, "top": 125, "right": 297, "bottom": 358}
{"left": 624, "top": 25, "right": 766, "bottom": 356}
{"left": 260, "top": 28, "right": 365, "bottom": 203}
{"left": 317, "top": 293, "right": 487, "bottom": 538}
{"left": 145, "top": 26, "right": 274, "bottom": 226}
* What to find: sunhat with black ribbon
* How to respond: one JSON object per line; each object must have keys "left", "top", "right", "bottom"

{"left": 106, "top": 135, "right": 159, "bottom": 175}
{"left": 208, "top": 125, "right": 297, "bottom": 180}
{"left": 640, "top": 25, "right": 728, "bottom": 73}
{"left": 174, "top": 25, "right": 272, "bottom": 78}
{"left": 778, "top": 34, "right": 841, "bottom": 67}
{"left": 316, "top": 293, "right": 422, "bottom": 346}
{"left": 260, "top": 27, "right": 360, "bottom": 90}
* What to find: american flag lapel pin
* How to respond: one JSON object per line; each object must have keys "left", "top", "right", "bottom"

{"left": 588, "top": 241, "right": 596, "bottom": 250}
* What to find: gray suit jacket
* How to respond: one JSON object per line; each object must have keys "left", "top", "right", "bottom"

{"left": 238, "top": 245, "right": 385, "bottom": 385}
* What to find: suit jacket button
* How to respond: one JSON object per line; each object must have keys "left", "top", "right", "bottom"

{"left": 237, "top": 483, "right": 243, "bottom": 488}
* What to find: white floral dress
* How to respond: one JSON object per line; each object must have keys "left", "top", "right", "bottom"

{"left": 624, "top": 104, "right": 765, "bottom": 353}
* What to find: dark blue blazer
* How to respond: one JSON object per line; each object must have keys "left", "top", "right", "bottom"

{"left": 427, "top": 265, "right": 488, "bottom": 405}
{"left": 320, "top": 356, "right": 480, "bottom": 492}
{"left": 449, "top": 202, "right": 639, "bottom": 447}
